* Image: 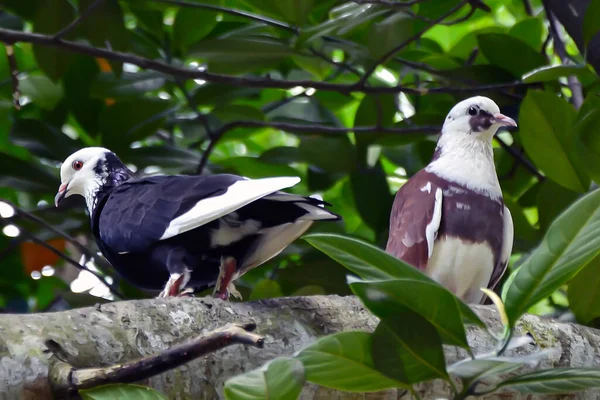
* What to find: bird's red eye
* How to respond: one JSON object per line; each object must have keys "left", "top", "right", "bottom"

{"left": 72, "top": 160, "right": 84, "bottom": 171}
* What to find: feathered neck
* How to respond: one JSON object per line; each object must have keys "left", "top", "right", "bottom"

{"left": 86, "top": 153, "right": 135, "bottom": 213}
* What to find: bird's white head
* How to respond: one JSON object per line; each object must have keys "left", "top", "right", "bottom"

{"left": 55, "top": 147, "right": 113, "bottom": 208}
{"left": 441, "top": 96, "right": 517, "bottom": 140}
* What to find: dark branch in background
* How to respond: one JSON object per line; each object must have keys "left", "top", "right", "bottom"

{"left": 195, "top": 120, "right": 441, "bottom": 174}
{"left": 352, "top": 0, "right": 430, "bottom": 6}
{"left": 0, "top": 28, "right": 532, "bottom": 95}
{"left": 53, "top": 0, "right": 106, "bottom": 40}
{"left": 523, "top": 0, "right": 534, "bottom": 16}
{"left": 47, "top": 323, "right": 264, "bottom": 397}
{"left": 1, "top": 221, "right": 124, "bottom": 299}
{"left": 543, "top": 0, "right": 584, "bottom": 109}
{"left": 4, "top": 44, "right": 20, "bottom": 110}
{"left": 494, "top": 135, "right": 545, "bottom": 181}
{"left": 355, "top": 1, "right": 467, "bottom": 87}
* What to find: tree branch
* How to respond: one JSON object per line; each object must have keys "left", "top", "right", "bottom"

{"left": 195, "top": 121, "right": 441, "bottom": 174}
{"left": 53, "top": 0, "right": 106, "bottom": 40}
{"left": 355, "top": 1, "right": 467, "bottom": 86}
{"left": 4, "top": 44, "right": 20, "bottom": 110}
{"left": 0, "top": 27, "right": 531, "bottom": 95}
{"left": 543, "top": 0, "right": 584, "bottom": 109}
{"left": 47, "top": 322, "right": 263, "bottom": 397}
{"left": 494, "top": 135, "right": 545, "bottom": 181}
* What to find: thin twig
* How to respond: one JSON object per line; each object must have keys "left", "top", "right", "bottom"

{"left": 195, "top": 121, "right": 440, "bottom": 174}
{"left": 53, "top": 0, "right": 107, "bottom": 40}
{"left": 47, "top": 323, "right": 264, "bottom": 397}
{"left": 148, "top": 0, "right": 297, "bottom": 33}
{"left": 8, "top": 223, "right": 124, "bottom": 299}
{"left": 355, "top": 1, "right": 467, "bottom": 87}
{"left": 0, "top": 27, "right": 532, "bottom": 95}
{"left": 4, "top": 44, "right": 20, "bottom": 110}
{"left": 494, "top": 135, "right": 545, "bottom": 181}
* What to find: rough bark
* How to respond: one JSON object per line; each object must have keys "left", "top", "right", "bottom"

{"left": 0, "top": 295, "right": 599, "bottom": 400}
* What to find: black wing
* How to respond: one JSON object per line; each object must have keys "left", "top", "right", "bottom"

{"left": 95, "top": 174, "right": 243, "bottom": 253}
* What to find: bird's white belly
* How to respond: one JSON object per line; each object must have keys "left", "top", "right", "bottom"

{"left": 425, "top": 236, "right": 494, "bottom": 304}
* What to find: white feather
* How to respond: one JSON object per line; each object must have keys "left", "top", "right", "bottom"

{"left": 159, "top": 176, "right": 301, "bottom": 240}
{"left": 499, "top": 205, "right": 514, "bottom": 268}
{"left": 425, "top": 187, "right": 443, "bottom": 259}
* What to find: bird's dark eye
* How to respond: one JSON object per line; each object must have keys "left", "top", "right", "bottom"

{"left": 468, "top": 106, "right": 478, "bottom": 116}
{"left": 72, "top": 160, "right": 84, "bottom": 171}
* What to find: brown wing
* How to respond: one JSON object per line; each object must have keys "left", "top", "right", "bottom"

{"left": 385, "top": 170, "right": 440, "bottom": 269}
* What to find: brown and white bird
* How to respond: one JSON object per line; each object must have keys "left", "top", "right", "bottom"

{"left": 386, "top": 96, "right": 516, "bottom": 304}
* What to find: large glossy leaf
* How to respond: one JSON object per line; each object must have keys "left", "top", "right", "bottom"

{"left": 18, "top": 75, "right": 64, "bottom": 110}
{"left": 583, "top": 0, "right": 600, "bottom": 46}
{"left": 372, "top": 310, "right": 448, "bottom": 384}
{"left": 504, "top": 188, "right": 600, "bottom": 326}
{"left": 173, "top": 7, "right": 219, "bottom": 52}
{"left": 10, "top": 118, "right": 83, "bottom": 161}
{"left": 99, "top": 98, "right": 176, "bottom": 152}
{"left": 224, "top": 357, "right": 305, "bottom": 400}
{"left": 349, "top": 162, "right": 393, "bottom": 236}
{"left": 567, "top": 254, "right": 600, "bottom": 325}
{"left": 350, "top": 277, "right": 469, "bottom": 348}
{"left": 298, "top": 136, "right": 356, "bottom": 174}
{"left": 0, "top": 153, "right": 59, "bottom": 193}
{"left": 573, "top": 104, "right": 600, "bottom": 184}
{"left": 297, "top": 331, "right": 406, "bottom": 391}
{"left": 495, "top": 368, "right": 600, "bottom": 394}
{"left": 519, "top": 91, "right": 589, "bottom": 192}
{"left": 90, "top": 72, "right": 168, "bottom": 100}
{"left": 368, "top": 12, "right": 414, "bottom": 59}
{"left": 508, "top": 17, "right": 544, "bottom": 51}
{"left": 478, "top": 33, "right": 546, "bottom": 76}
{"left": 79, "top": 384, "right": 167, "bottom": 400}
{"left": 303, "top": 233, "right": 484, "bottom": 327}
{"left": 522, "top": 65, "right": 594, "bottom": 83}
{"left": 448, "top": 351, "right": 551, "bottom": 383}
{"left": 32, "top": 0, "right": 75, "bottom": 80}
{"left": 537, "top": 180, "right": 579, "bottom": 233}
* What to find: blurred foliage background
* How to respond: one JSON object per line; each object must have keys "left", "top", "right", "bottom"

{"left": 0, "top": 0, "right": 598, "bottom": 327}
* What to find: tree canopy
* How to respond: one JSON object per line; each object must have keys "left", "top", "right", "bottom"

{"left": 2, "top": 0, "right": 600, "bottom": 398}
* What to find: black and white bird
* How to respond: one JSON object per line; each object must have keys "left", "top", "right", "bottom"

{"left": 54, "top": 147, "right": 340, "bottom": 299}
{"left": 386, "top": 96, "right": 516, "bottom": 304}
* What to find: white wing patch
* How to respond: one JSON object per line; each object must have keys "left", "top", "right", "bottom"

{"left": 500, "top": 205, "right": 514, "bottom": 266}
{"left": 420, "top": 182, "right": 432, "bottom": 193}
{"left": 159, "top": 177, "right": 301, "bottom": 240}
{"left": 425, "top": 187, "right": 443, "bottom": 259}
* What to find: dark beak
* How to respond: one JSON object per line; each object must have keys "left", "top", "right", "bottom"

{"left": 493, "top": 113, "right": 517, "bottom": 128}
{"left": 54, "top": 182, "right": 68, "bottom": 207}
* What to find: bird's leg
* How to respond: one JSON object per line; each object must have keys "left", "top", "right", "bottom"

{"left": 213, "top": 256, "right": 241, "bottom": 300}
{"left": 158, "top": 270, "right": 191, "bottom": 298}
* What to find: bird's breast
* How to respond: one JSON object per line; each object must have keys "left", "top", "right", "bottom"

{"left": 425, "top": 236, "right": 495, "bottom": 303}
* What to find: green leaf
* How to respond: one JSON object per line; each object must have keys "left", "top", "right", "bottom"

{"left": 189, "top": 38, "right": 295, "bottom": 74}
{"left": 19, "top": 75, "right": 64, "bottom": 110}
{"left": 350, "top": 278, "right": 469, "bottom": 348}
{"left": 298, "top": 136, "right": 356, "bottom": 174}
{"left": 90, "top": 72, "right": 167, "bottom": 100}
{"left": 249, "top": 279, "right": 284, "bottom": 301}
{"left": 349, "top": 162, "right": 393, "bottom": 236}
{"left": 80, "top": 383, "right": 167, "bottom": 400}
{"left": 495, "top": 368, "right": 600, "bottom": 394}
{"left": 173, "top": 7, "right": 219, "bottom": 52}
{"left": 276, "top": 0, "right": 315, "bottom": 26}
{"left": 504, "top": 188, "right": 600, "bottom": 326}
{"left": 368, "top": 12, "right": 414, "bottom": 59}
{"left": 567, "top": 254, "right": 600, "bottom": 325}
{"left": 522, "top": 65, "right": 594, "bottom": 83}
{"left": 63, "top": 55, "right": 103, "bottom": 135}
{"left": 32, "top": 0, "right": 75, "bottom": 80}
{"left": 303, "top": 233, "right": 484, "bottom": 328}
{"left": 10, "top": 119, "right": 83, "bottom": 161}
{"left": 120, "top": 146, "right": 200, "bottom": 170}
{"left": 0, "top": 152, "right": 59, "bottom": 193}
{"left": 537, "top": 180, "right": 579, "bottom": 233}
{"left": 508, "top": 17, "right": 544, "bottom": 51}
{"left": 224, "top": 357, "right": 305, "bottom": 400}
{"left": 477, "top": 33, "right": 546, "bottom": 76}
{"left": 583, "top": 0, "right": 600, "bottom": 47}
{"left": 573, "top": 105, "right": 600, "bottom": 184}
{"left": 372, "top": 310, "right": 448, "bottom": 384}
{"left": 448, "top": 351, "right": 550, "bottom": 383}
{"left": 78, "top": 0, "right": 129, "bottom": 75}
{"left": 297, "top": 331, "right": 406, "bottom": 392}
{"left": 99, "top": 98, "right": 176, "bottom": 152}
{"left": 217, "top": 157, "right": 299, "bottom": 179}
{"left": 519, "top": 91, "right": 589, "bottom": 192}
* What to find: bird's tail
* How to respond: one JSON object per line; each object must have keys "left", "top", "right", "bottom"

{"left": 264, "top": 192, "right": 341, "bottom": 221}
